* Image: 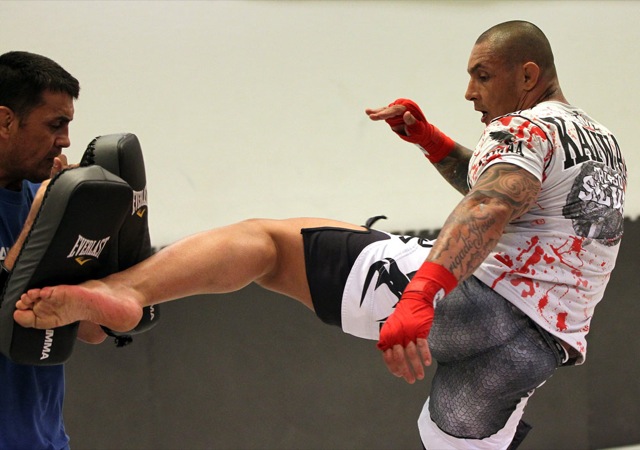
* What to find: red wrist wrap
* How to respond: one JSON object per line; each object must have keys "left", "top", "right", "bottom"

{"left": 385, "top": 98, "right": 455, "bottom": 164}
{"left": 405, "top": 261, "right": 458, "bottom": 302}
{"left": 376, "top": 262, "right": 457, "bottom": 351}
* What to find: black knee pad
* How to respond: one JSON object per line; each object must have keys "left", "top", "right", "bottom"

{"left": 81, "top": 133, "right": 160, "bottom": 345}
{"left": 0, "top": 166, "right": 132, "bottom": 365}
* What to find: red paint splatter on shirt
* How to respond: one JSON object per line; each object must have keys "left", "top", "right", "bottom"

{"left": 492, "top": 236, "right": 554, "bottom": 296}
{"left": 556, "top": 312, "right": 568, "bottom": 331}
{"left": 512, "top": 277, "right": 536, "bottom": 297}
{"left": 550, "top": 236, "right": 589, "bottom": 285}
{"left": 538, "top": 294, "right": 549, "bottom": 313}
{"left": 495, "top": 254, "right": 514, "bottom": 268}
{"left": 498, "top": 116, "right": 548, "bottom": 149}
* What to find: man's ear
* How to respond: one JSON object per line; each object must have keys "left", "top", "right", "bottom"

{"left": 522, "top": 62, "right": 540, "bottom": 91}
{"left": 0, "top": 107, "right": 15, "bottom": 139}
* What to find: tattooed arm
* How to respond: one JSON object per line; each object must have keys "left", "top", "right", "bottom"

{"left": 377, "top": 162, "right": 541, "bottom": 383}
{"left": 426, "top": 163, "right": 541, "bottom": 281}
{"left": 432, "top": 143, "right": 473, "bottom": 195}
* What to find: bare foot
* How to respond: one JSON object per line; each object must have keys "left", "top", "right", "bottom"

{"left": 13, "top": 280, "right": 143, "bottom": 332}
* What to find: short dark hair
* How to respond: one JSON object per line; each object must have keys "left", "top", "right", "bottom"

{"left": 0, "top": 51, "right": 80, "bottom": 119}
{"left": 476, "top": 21, "right": 556, "bottom": 79}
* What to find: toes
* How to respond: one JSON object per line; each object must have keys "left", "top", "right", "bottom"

{"left": 13, "top": 309, "right": 36, "bottom": 328}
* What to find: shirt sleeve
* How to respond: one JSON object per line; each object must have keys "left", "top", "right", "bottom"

{"left": 469, "top": 114, "right": 552, "bottom": 187}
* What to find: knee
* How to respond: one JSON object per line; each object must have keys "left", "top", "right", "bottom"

{"left": 235, "top": 218, "right": 280, "bottom": 273}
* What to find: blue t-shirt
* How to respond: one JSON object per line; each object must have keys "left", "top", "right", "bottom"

{"left": 0, "top": 181, "right": 69, "bottom": 450}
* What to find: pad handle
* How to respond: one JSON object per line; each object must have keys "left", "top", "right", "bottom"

{"left": 83, "top": 133, "right": 160, "bottom": 344}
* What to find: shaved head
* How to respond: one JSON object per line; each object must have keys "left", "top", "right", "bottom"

{"left": 465, "top": 20, "right": 566, "bottom": 124}
{"left": 476, "top": 20, "right": 557, "bottom": 80}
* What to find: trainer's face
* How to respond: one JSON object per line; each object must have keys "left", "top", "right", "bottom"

{"left": 464, "top": 41, "right": 524, "bottom": 125}
{"left": 0, "top": 90, "right": 73, "bottom": 188}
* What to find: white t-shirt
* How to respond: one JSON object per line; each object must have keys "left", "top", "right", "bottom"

{"left": 470, "top": 101, "right": 627, "bottom": 363}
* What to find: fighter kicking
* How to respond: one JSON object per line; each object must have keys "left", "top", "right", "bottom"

{"left": 13, "top": 20, "right": 626, "bottom": 449}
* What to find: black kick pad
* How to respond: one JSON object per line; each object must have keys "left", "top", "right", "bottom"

{"left": 81, "top": 133, "right": 160, "bottom": 341}
{"left": 0, "top": 166, "right": 132, "bottom": 365}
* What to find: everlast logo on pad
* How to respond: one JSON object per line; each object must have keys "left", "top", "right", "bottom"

{"left": 40, "top": 329, "right": 54, "bottom": 360}
{"left": 132, "top": 187, "right": 147, "bottom": 218}
{"left": 67, "top": 234, "right": 110, "bottom": 265}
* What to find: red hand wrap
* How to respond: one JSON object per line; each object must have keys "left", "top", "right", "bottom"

{"left": 377, "top": 262, "right": 457, "bottom": 351}
{"left": 384, "top": 98, "right": 455, "bottom": 164}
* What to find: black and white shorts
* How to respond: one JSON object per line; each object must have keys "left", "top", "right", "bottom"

{"left": 302, "top": 226, "right": 433, "bottom": 339}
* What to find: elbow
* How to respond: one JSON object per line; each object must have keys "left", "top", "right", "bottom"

{"left": 465, "top": 193, "right": 515, "bottom": 229}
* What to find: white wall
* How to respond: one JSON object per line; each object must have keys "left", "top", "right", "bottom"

{"left": 2, "top": 0, "right": 638, "bottom": 245}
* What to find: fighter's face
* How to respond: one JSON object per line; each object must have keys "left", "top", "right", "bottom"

{"left": 0, "top": 90, "right": 73, "bottom": 188}
{"left": 464, "top": 41, "right": 525, "bottom": 126}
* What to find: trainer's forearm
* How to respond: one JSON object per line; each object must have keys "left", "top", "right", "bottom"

{"left": 4, "top": 207, "right": 39, "bottom": 269}
{"left": 5, "top": 184, "right": 47, "bottom": 269}
{"left": 432, "top": 143, "right": 473, "bottom": 195}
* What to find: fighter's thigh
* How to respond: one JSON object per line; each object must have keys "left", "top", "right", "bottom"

{"left": 253, "top": 217, "right": 366, "bottom": 310}
{"left": 428, "top": 280, "right": 559, "bottom": 439}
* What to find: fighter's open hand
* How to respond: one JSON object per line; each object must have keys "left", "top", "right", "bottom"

{"left": 377, "top": 291, "right": 434, "bottom": 384}
{"left": 366, "top": 99, "right": 455, "bottom": 163}
{"left": 365, "top": 101, "right": 419, "bottom": 135}
{"left": 377, "top": 261, "right": 458, "bottom": 384}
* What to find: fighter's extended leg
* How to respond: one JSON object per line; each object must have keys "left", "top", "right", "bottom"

{"left": 14, "top": 217, "right": 365, "bottom": 331}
